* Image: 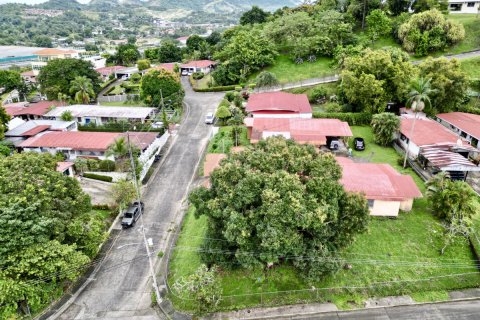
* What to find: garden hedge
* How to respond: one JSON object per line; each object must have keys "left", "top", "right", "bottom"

{"left": 193, "top": 85, "right": 237, "bottom": 92}
{"left": 83, "top": 173, "right": 113, "bottom": 182}
{"left": 313, "top": 112, "right": 372, "bottom": 126}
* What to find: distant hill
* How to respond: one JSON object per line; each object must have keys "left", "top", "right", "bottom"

{"left": 39, "top": 0, "right": 300, "bottom": 13}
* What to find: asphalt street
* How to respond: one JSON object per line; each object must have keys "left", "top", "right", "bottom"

{"left": 52, "top": 78, "right": 224, "bottom": 320}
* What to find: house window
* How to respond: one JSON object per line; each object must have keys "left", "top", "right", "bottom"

{"left": 400, "top": 134, "right": 408, "bottom": 142}
{"left": 461, "top": 131, "right": 467, "bottom": 138}
{"left": 467, "top": 2, "right": 475, "bottom": 6}
{"left": 367, "top": 200, "right": 374, "bottom": 208}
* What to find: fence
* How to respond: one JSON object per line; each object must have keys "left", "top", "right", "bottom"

{"left": 254, "top": 75, "right": 340, "bottom": 93}
{"left": 97, "top": 94, "right": 140, "bottom": 103}
{"left": 139, "top": 131, "right": 170, "bottom": 181}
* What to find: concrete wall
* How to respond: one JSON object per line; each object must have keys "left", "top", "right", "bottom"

{"left": 370, "top": 200, "right": 400, "bottom": 217}
{"left": 139, "top": 132, "right": 170, "bottom": 181}
{"left": 400, "top": 199, "right": 414, "bottom": 212}
{"left": 396, "top": 132, "right": 421, "bottom": 158}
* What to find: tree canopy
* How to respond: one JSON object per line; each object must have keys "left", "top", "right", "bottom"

{"left": 158, "top": 40, "right": 183, "bottom": 63}
{"left": 371, "top": 112, "right": 400, "bottom": 146}
{"left": 0, "top": 70, "right": 22, "bottom": 92}
{"left": 140, "top": 68, "right": 184, "bottom": 108}
{"left": 189, "top": 137, "right": 370, "bottom": 279}
{"left": 37, "top": 58, "right": 101, "bottom": 101}
{"left": 0, "top": 104, "right": 11, "bottom": 141}
{"left": 239, "top": 6, "right": 270, "bottom": 25}
{"left": 114, "top": 43, "right": 141, "bottom": 65}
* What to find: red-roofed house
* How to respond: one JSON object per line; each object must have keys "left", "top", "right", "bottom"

{"left": 245, "top": 118, "right": 352, "bottom": 146}
{"left": 96, "top": 66, "right": 127, "bottom": 81}
{"left": 19, "top": 131, "right": 158, "bottom": 161}
{"left": 148, "top": 63, "right": 177, "bottom": 73}
{"left": 3, "top": 102, "right": 29, "bottom": 117}
{"left": 436, "top": 112, "right": 480, "bottom": 150}
{"left": 21, "top": 70, "right": 37, "bottom": 83}
{"left": 337, "top": 157, "right": 422, "bottom": 216}
{"left": 8, "top": 100, "right": 64, "bottom": 120}
{"left": 56, "top": 162, "right": 75, "bottom": 177}
{"left": 398, "top": 117, "right": 468, "bottom": 158}
{"left": 180, "top": 60, "right": 217, "bottom": 74}
{"left": 246, "top": 92, "right": 312, "bottom": 119}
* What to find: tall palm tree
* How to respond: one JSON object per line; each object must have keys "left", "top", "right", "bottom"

{"left": 402, "top": 77, "right": 436, "bottom": 168}
{"left": 106, "top": 137, "right": 130, "bottom": 171}
{"left": 70, "top": 76, "right": 95, "bottom": 104}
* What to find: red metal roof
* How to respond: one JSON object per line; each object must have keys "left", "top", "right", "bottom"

{"left": 20, "top": 131, "right": 122, "bottom": 151}
{"left": 247, "top": 118, "right": 352, "bottom": 144}
{"left": 56, "top": 161, "right": 74, "bottom": 172}
{"left": 3, "top": 102, "right": 28, "bottom": 116}
{"left": 95, "top": 66, "right": 126, "bottom": 76}
{"left": 124, "top": 132, "right": 158, "bottom": 151}
{"left": 400, "top": 117, "right": 463, "bottom": 147}
{"left": 337, "top": 157, "right": 422, "bottom": 201}
{"left": 246, "top": 92, "right": 312, "bottom": 115}
{"left": 15, "top": 101, "right": 63, "bottom": 116}
{"left": 436, "top": 112, "right": 480, "bottom": 140}
{"left": 181, "top": 60, "right": 216, "bottom": 68}
{"left": 21, "top": 125, "right": 51, "bottom": 137}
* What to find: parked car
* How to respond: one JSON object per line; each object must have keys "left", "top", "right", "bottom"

{"left": 353, "top": 137, "right": 365, "bottom": 151}
{"left": 121, "top": 201, "right": 144, "bottom": 229}
{"left": 151, "top": 121, "right": 163, "bottom": 129}
{"left": 327, "top": 137, "right": 340, "bottom": 150}
{"left": 181, "top": 70, "right": 188, "bottom": 76}
{"left": 205, "top": 112, "right": 215, "bottom": 124}
{"left": 154, "top": 154, "right": 161, "bottom": 163}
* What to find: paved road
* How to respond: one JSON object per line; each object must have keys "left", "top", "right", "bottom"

{"left": 52, "top": 78, "right": 224, "bottom": 320}
{"left": 270, "top": 300, "right": 480, "bottom": 319}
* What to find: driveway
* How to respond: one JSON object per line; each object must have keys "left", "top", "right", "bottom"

{"left": 52, "top": 77, "right": 224, "bottom": 320}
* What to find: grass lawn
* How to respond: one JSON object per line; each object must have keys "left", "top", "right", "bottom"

{"left": 461, "top": 56, "right": 480, "bottom": 79}
{"left": 207, "top": 126, "right": 250, "bottom": 154}
{"left": 168, "top": 126, "right": 480, "bottom": 312}
{"left": 253, "top": 54, "right": 335, "bottom": 84}
{"left": 192, "top": 74, "right": 212, "bottom": 89}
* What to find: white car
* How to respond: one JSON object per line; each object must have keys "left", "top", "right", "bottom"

{"left": 205, "top": 113, "right": 215, "bottom": 124}
{"left": 151, "top": 121, "right": 163, "bottom": 129}
{"left": 181, "top": 70, "right": 188, "bottom": 76}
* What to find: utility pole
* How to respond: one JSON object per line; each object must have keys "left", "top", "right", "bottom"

{"left": 126, "top": 132, "right": 162, "bottom": 304}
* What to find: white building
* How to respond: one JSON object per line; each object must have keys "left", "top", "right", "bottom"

{"left": 44, "top": 105, "right": 156, "bottom": 126}
{"left": 448, "top": 0, "right": 480, "bottom": 13}
{"left": 31, "top": 48, "right": 106, "bottom": 75}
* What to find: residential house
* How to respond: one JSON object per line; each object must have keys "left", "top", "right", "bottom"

{"left": 114, "top": 67, "right": 140, "bottom": 80}
{"left": 436, "top": 112, "right": 480, "bottom": 149}
{"left": 96, "top": 66, "right": 127, "bottom": 81}
{"left": 21, "top": 70, "right": 37, "bottom": 83}
{"left": 56, "top": 162, "right": 75, "bottom": 177}
{"left": 180, "top": 60, "right": 217, "bottom": 74}
{"left": 19, "top": 131, "right": 158, "bottom": 161}
{"left": 31, "top": 48, "right": 106, "bottom": 75}
{"left": 44, "top": 105, "right": 155, "bottom": 125}
{"left": 448, "top": 0, "right": 480, "bottom": 13}
{"left": 176, "top": 36, "right": 189, "bottom": 47}
{"left": 244, "top": 117, "right": 352, "bottom": 146}
{"left": 5, "top": 119, "right": 77, "bottom": 147}
{"left": 4, "top": 100, "right": 63, "bottom": 120}
{"left": 246, "top": 92, "right": 313, "bottom": 119}
{"left": 148, "top": 63, "right": 177, "bottom": 73}
{"left": 337, "top": 157, "right": 422, "bottom": 217}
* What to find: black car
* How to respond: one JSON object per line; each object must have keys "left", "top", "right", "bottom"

{"left": 121, "top": 201, "right": 145, "bottom": 229}
{"left": 353, "top": 137, "right": 365, "bottom": 151}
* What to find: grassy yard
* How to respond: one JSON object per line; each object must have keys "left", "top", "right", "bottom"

{"left": 192, "top": 73, "right": 213, "bottom": 90}
{"left": 168, "top": 126, "right": 480, "bottom": 312}
{"left": 461, "top": 56, "right": 480, "bottom": 79}
{"left": 207, "top": 126, "right": 250, "bottom": 154}
{"left": 444, "top": 14, "right": 480, "bottom": 55}
{"left": 253, "top": 54, "right": 335, "bottom": 84}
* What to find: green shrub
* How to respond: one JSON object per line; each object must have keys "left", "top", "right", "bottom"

{"left": 323, "top": 103, "right": 343, "bottom": 113}
{"left": 83, "top": 173, "right": 113, "bottom": 182}
{"left": 99, "top": 160, "right": 116, "bottom": 172}
{"left": 248, "top": 83, "right": 256, "bottom": 89}
{"left": 313, "top": 112, "right": 372, "bottom": 125}
{"left": 87, "top": 159, "right": 100, "bottom": 171}
{"left": 219, "top": 99, "right": 231, "bottom": 108}
{"left": 225, "top": 91, "right": 236, "bottom": 102}
{"left": 235, "top": 86, "right": 242, "bottom": 92}
{"left": 308, "top": 87, "right": 328, "bottom": 103}
{"left": 193, "top": 85, "right": 237, "bottom": 92}
{"left": 192, "top": 72, "right": 205, "bottom": 80}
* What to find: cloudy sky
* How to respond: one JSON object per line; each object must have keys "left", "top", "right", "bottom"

{"left": 0, "top": 0, "right": 90, "bottom": 4}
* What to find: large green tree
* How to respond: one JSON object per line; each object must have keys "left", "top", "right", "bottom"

{"left": 37, "top": 58, "right": 101, "bottom": 100}
{"left": 371, "top": 112, "right": 400, "bottom": 146}
{"left": 158, "top": 40, "right": 183, "bottom": 63}
{"left": 239, "top": 6, "right": 270, "bottom": 25}
{"left": 189, "top": 137, "right": 370, "bottom": 279}
{"left": 341, "top": 48, "right": 415, "bottom": 112}
{"left": 417, "top": 57, "right": 468, "bottom": 114}
{"left": 114, "top": 43, "right": 141, "bottom": 66}
{"left": 140, "top": 68, "right": 184, "bottom": 108}
{"left": 366, "top": 9, "right": 392, "bottom": 42}
{"left": 0, "top": 70, "right": 21, "bottom": 91}
{"left": 0, "top": 104, "right": 11, "bottom": 140}
{"left": 398, "top": 9, "right": 465, "bottom": 56}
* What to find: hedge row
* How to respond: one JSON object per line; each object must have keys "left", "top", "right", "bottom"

{"left": 313, "top": 112, "right": 372, "bottom": 126}
{"left": 83, "top": 173, "right": 113, "bottom": 182}
{"left": 193, "top": 85, "right": 237, "bottom": 92}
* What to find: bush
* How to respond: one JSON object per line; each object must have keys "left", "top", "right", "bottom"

{"left": 192, "top": 72, "right": 205, "bottom": 80}
{"left": 235, "top": 86, "right": 242, "bottom": 92}
{"left": 323, "top": 102, "right": 343, "bottom": 113}
{"left": 312, "top": 112, "right": 372, "bottom": 125}
{"left": 83, "top": 173, "right": 113, "bottom": 182}
{"left": 87, "top": 159, "right": 100, "bottom": 171}
{"left": 225, "top": 91, "right": 236, "bottom": 102}
{"left": 99, "top": 160, "right": 116, "bottom": 172}
{"left": 193, "top": 85, "right": 237, "bottom": 92}
{"left": 308, "top": 87, "right": 328, "bottom": 103}
{"left": 219, "top": 99, "right": 231, "bottom": 108}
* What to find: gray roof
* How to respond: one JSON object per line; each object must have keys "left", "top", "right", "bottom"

{"left": 45, "top": 105, "right": 155, "bottom": 119}
{"left": 5, "top": 120, "right": 75, "bottom": 137}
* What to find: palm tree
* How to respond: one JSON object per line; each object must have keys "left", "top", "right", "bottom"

{"left": 402, "top": 77, "right": 436, "bottom": 168}
{"left": 70, "top": 76, "right": 95, "bottom": 104}
{"left": 106, "top": 137, "right": 130, "bottom": 171}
